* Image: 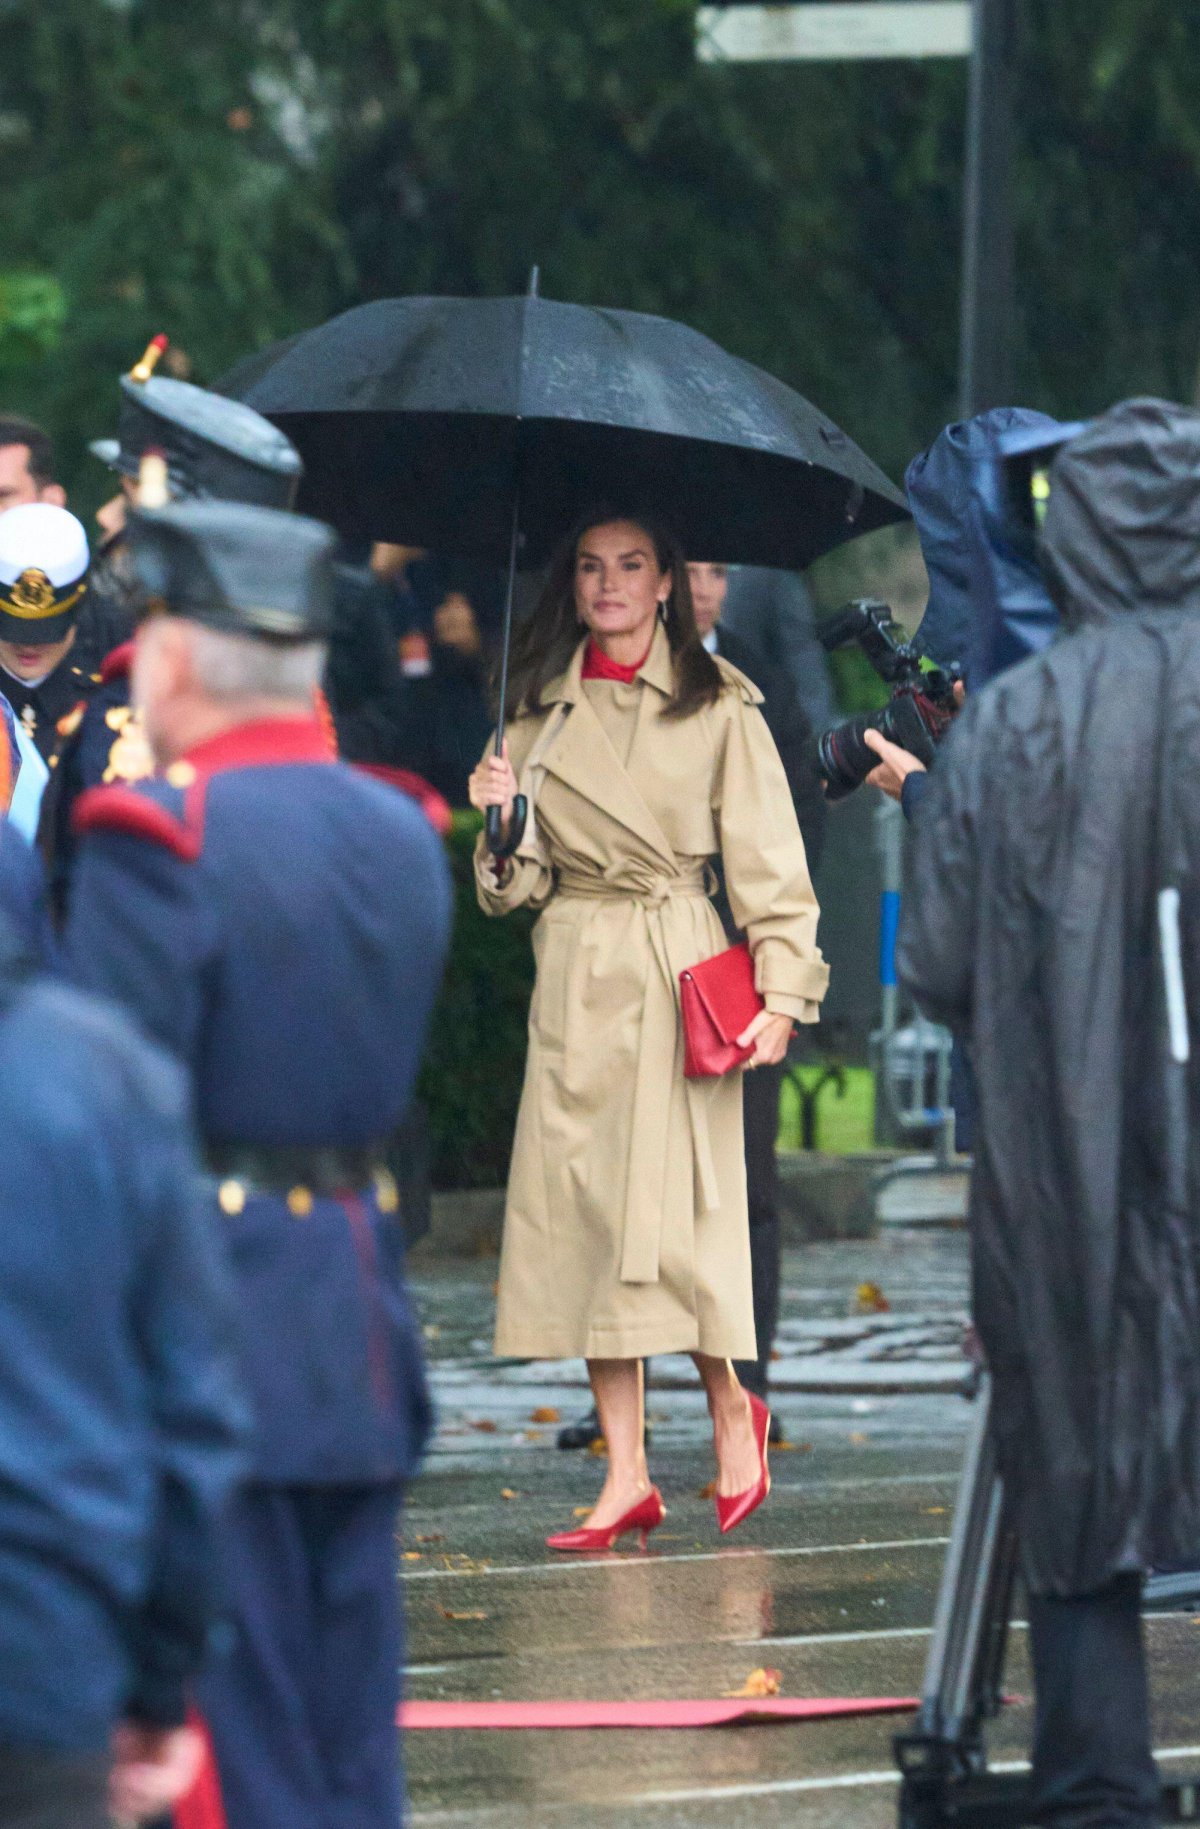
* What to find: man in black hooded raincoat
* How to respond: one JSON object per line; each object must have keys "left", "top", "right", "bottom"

{"left": 898, "top": 397, "right": 1200, "bottom": 1829}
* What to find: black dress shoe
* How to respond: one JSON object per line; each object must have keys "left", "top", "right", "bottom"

{"left": 556, "top": 1407, "right": 602, "bottom": 1450}
{"left": 555, "top": 1406, "right": 653, "bottom": 1450}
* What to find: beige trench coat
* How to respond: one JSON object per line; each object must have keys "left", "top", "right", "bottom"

{"left": 476, "top": 623, "right": 829, "bottom": 1360}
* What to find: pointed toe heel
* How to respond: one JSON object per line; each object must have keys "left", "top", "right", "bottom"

{"left": 715, "top": 1392, "right": 771, "bottom": 1536}
{"left": 546, "top": 1486, "right": 666, "bottom": 1553}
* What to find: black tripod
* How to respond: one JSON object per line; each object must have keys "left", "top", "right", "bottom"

{"left": 895, "top": 1375, "right": 1200, "bottom": 1828}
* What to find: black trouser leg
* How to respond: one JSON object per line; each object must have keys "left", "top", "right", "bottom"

{"left": 733, "top": 1060, "right": 784, "bottom": 1399}
{"left": 0, "top": 1748, "right": 109, "bottom": 1829}
{"left": 1027, "top": 1573, "right": 1160, "bottom": 1829}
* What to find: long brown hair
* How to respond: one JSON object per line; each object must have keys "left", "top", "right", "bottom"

{"left": 504, "top": 510, "right": 724, "bottom": 722}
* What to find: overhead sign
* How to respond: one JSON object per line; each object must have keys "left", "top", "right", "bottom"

{"left": 696, "top": 3, "right": 973, "bottom": 63}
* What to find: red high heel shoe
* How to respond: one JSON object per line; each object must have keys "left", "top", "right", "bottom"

{"left": 546, "top": 1486, "right": 666, "bottom": 1553}
{"left": 715, "top": 1391, "right": 771, "bottom": 1535}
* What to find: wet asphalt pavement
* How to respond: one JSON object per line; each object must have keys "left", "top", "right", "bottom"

{"left": 402, "top": 1232, "right": 1200, "bottom": 1827}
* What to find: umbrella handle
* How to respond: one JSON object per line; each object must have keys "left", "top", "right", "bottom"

{"left": 486, "top": 795, "right": 528, "bottom": 860}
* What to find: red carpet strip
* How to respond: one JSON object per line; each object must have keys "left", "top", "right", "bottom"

{"left": 399, "top": 1696, "right": 918, "bottom": 1730}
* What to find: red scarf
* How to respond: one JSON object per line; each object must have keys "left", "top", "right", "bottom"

{"left": 581, "top": 635, "right": 654, "bottom": 683}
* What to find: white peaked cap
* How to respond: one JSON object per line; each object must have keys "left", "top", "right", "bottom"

{"left": 0, "top": 503, "right": 90, "bottom": 590}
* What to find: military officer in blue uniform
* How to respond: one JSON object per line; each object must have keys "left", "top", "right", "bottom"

{"left": 50, "top": 349, "right": 421, "bottom": 915}
{"left": 43, "top": 355, "right": 305, "bottom": 913}
{"left": 0, "top": 900, "right": 247, "bottom": 1828}
{"left": 65, "top": 499, "right": 454, "bottom": 1829}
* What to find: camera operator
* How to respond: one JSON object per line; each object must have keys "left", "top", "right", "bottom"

{"left": 898, "top": 398, "right": 1200, "bottom": 1829}
{"left": 848, "top": 409, "right": 1061, "bottom": 817}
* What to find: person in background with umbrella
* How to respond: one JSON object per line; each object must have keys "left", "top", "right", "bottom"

{"left": 469, "top": 511, "right": 829, "bottom": 1550}
{"left": 554, "top": 557, "right": 826, "bottom": 1454}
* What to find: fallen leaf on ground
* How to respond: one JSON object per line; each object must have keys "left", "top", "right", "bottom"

{"left": 854, "top": 1281, "right": 891, "bottom": 1314}
{"left": 469, "top": 1419, "right": 498, "bottom": 1434}
{"left": 522, "top": 1430, "right": 544, "bottom": 1442}
{"left": 697, "top": 1479, "right": 717, "bottom": 1499}
{"left": 501, "top": 1488, "right": 521, "bottom": 1501}
{"left": 572, "top": 1507, "right": 592, "bottom": 1519}
{"left": 439, "top": 1608, "right": 488, "bottom": 1622}
{"left": 586, "top": 1437, "right": 608, "bottom": 1457}
{"left": 774, "top": 1440, "right": 813, "bottom": 1454}
{"left": 724, "top": 1667, "right": 782, "bottom": 1698}
{"left": 401, "top": 1551, "right": 423, "bottom": 1561}
{"left": 415, "top": 1533, "right": 444, "bottom": 1545}
{"left": 422, "top": 1324, "right": 441, "bottom": 1340}
{"left": 848, "top": 1431, "right": 869, "bottom": 1445}
{"left": 924, "top": 1506, "right": 948, "bottom": 1516}
{"left": 530, "top": 1406, "right": 561, "bottom": 1424}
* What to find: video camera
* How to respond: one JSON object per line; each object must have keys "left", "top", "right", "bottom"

{"left": 812, "top": 600, "right": 962, "bottom": 801}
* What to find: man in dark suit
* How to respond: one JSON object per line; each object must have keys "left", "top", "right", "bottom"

{"left": 691, "top": 560, "right": 825, "bottom": 1431}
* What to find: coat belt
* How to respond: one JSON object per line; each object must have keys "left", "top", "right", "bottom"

{"left": 555, "top": 868, "right": 723, "bottom": 1285}
{"left": 555, "top": 867, "right": 712, "bottom": 906}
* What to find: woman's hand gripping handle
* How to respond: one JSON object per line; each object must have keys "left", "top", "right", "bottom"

{"left": 469, "top": 741, "right": 527, "bottom": 855}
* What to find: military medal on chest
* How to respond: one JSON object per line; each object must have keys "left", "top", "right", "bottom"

{"left": 102, "top": 704, "right": 155, "bottom": 784}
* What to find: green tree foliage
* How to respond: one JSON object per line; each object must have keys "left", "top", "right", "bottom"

{"left": 0, "top": 270, "right": 66, "bottom": 388}
{"left": 0, "top": 0, "right": 349, "bottom": 495}
{"left": 2, "top": 0, "right": 1200, "bottom": 509}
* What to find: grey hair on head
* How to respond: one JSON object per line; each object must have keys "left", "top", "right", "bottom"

{"left": 187, "top": 624, "right": 326, "bottom": 705}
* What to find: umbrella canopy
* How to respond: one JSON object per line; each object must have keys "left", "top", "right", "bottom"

{"left": 225, "top": 292, "right": 907, "bottom": 568}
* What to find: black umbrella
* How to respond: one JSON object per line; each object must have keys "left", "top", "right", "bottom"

{"left": 227, "top": 277, "right": 908, "bottom": 848}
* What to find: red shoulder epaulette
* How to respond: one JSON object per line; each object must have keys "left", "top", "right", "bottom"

{"left": 353, "top": 763, "right": 453, "bottom": 837}
{"left": 72, "top": 785, "right": 202, "bottom": 861}
{"left": 99, "top": 641, "right": 136, "bottom": 687}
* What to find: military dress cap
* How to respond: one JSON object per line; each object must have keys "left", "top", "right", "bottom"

{"left": 128, "top": 500, "right": 335, "bottom": 641}
{"left": 91, "top": 376, "right": 303, "bottom": 511}
{"left": 0, "top": 503, "right": 90, "bottom": 646}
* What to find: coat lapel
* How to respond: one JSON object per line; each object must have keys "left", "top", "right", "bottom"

{"left": 538, "top": 629, "right": 677, "bottom": 866}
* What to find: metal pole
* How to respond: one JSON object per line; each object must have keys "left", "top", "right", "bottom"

{"left": 958, "top": 0, "right": 1016, "bottom": 416}
{"left": 873, "top": 794, "right": 905, "bottom": 1144}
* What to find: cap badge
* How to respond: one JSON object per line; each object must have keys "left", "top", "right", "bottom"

{"left": 11, "top": 569, "right": 55, "bottom": 615}
{"left": 2, "top": 568, "right": 86, "bottom": 622}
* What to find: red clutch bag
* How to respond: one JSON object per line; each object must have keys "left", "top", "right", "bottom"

{"left": 679, "top": 942, "right": 764, "bottom": 1079}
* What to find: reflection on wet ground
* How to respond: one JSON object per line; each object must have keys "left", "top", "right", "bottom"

{"left": 403, "top": 1233, "right": 1200, "bottom": 1827}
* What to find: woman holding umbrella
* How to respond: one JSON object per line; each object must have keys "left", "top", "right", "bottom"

{"left": 469, "top": 511, "right": 829, "bottom": 1550}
